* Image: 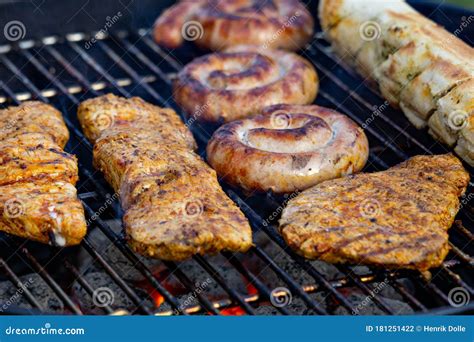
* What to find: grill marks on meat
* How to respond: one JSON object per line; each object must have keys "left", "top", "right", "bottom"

{"left": 0, "top": 102, "right": 86, "bottom": 246}
{"left": 279, "top": 154, "right": 469, "bottom": 271}
{"left": 77, "top": 94, "right": 252, "bottom": 260}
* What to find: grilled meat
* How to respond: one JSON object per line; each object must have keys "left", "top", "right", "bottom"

{"left": 0, "top": 102, "right": 86, "bottom": 246}
{"left": 77, "top": 94, "right": 252, "bottom": 260}
{"left": 279, "top": 154, "right": 469, "bottom": 271}
{"left": 0, "top": 133, "right": 78, "bottom": 186}
{"left": 0, "top": 181, "right": 86, "bottom": 246}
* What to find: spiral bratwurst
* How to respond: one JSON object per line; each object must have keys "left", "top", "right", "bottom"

{"left": 174, "top": 46, "right": 318, "bottom": 123}
{"left": 207, "top": 104, "right": 369, "bottom": 193}
{"left": 154, "top": 0, "right": 314, "bottom": 51}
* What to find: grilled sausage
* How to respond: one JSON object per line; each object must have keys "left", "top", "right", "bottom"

{"left": 174, "top": 45, "right": 318, "bottom": 123}
{"left": 77, "top": 94, "right": 253, "bottom": 260}
{"left": 318, "top": 0, "right": 474, "bottom": 166}
{"left": 0, "top": 102, "right": 86, "bottom": 246}
{"left": 153, "top": 0, "right": 314, "bottom": 51}
{"left": 279, "top": 153, "right": 469, "bottom": 271}
{"left": 207, "top": 104, "right": 368, "bottom": 193}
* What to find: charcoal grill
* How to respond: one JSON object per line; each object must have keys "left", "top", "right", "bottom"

{"left": 0, "top": 0, "right": 472, "bottom": 316}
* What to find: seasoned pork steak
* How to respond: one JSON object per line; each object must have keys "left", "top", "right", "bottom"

{"left": 279, "top": 154, "right": 469, "bottom": 271}
{"left": 77, "top": 94, "right": 252, "bottom": 260}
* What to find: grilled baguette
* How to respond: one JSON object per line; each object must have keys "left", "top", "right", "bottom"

{"left": 77, "top": 94, "right": 252, "bottom": 260}
{"left": 319, "top": 0, "right": 474, "bottom": 165}
{"left": 279, "top": 154, "right": 469, "bottom": 271}
{"left": 0, "top": 102, "right": 86, "bottom": 246}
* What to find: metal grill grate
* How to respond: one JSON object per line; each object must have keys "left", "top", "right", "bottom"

{"left": 0, "top": 13, "right": 472, "bottom": 316}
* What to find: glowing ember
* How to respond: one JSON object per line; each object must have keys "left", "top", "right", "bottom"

{"left": 152, "top": 292, "right": 165, "bottom": 307}
{"left": 220, "top": 306, "right": 246, "bottom": 315}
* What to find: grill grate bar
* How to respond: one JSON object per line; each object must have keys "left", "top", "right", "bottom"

{"left": 440, "top": 265, "right": 474, "bottom": 295}
{"left": 0, "top": 81, "right": 21, "bottom": 104}
{"left": 251, "top": 245, "right": 327, "bottom": 314}
{"left": 68, "top": 42, "right": 130, "bottom": 98}
{"left": 44, "top": 45, "right": 101, "bottom": 97}
{"left": 193, "top": 255, "right": 256, "bottom": 315}
{"left": 389, "top": 278, "right": 428, "bottom": 313}
{"left": 0, "top": 52, "right": 93, "bottom": 154}
{"left": 20, "top": 248, "right": 83, "bottom": 315}
{"left": 338, "top": 266, "right": 393, "bottom": 314}
{"left": 455, "top": 221, "right": 474, "bottom": 241}
{"left": 0, "top": 54, "right": 48, "bottom": 103}
{"left": 111, "top": 34, "right": 212, "bottom": 143}
{"left": 81, "top": 238, "right": 154, "bottom": 315}
{"left": 64, "top": 261, "right": 114, "bottom": 315}
{"left": 222, "top": 252, "right": 291, "bottom": 315}
{"left": 20, "top": 49, "right": 78, "bottom": 105}
{"left": 448, "top": 243, "right": 474, "bottom": 266}
{"left": 96, "top": 41, "right": 169, "bottom": 105}
{"left": 139, "top": 33, "right": 184, "bottom": 71}
{"left": 0, "top": 258, "right": 44, "bottom": 311}
{"left": 420, "top": 276, "right": 451, "bottom": 305}
{"left": 163, "top": 261, "right": 221, "bottom": 315}
{"left": 118, "top": 35, "right": 172, "bottom": 86}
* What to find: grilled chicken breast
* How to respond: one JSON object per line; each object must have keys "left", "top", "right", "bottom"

{"left": 77, "top": 94, "right": 252, "bottom": 260}
{"left": 319, "top": 0, "right": 474, "bottom": 166}
{"left": 0, "top": 102, "right": 86, "bottom": 246}
{"left": 279, "top": 154, "right": 469, "bottom": 271}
